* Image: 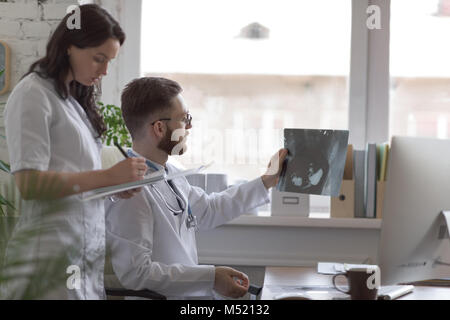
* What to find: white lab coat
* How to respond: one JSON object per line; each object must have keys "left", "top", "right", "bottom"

{"left": 2, "top": 73, "right": 106, "bottom": 299}
{"left": 105, "top": 155, "right": 270, "bottom": 299}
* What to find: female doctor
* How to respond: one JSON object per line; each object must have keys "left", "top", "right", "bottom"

{"left": 2, "top": 4, "right": 147, "bottom": 299}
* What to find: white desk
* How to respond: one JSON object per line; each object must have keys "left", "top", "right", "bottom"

{"left": 261, "top": 267, "right": 450, "bottom": 300}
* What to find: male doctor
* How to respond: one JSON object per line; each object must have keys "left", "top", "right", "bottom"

{"left": 105, "top": 77, "right": 288, "bottom": 299}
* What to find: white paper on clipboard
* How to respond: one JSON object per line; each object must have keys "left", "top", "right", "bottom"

{"left": 81, "top": 162, "right": 213, "bottom": 202}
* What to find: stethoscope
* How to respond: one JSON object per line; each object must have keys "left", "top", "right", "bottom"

{"left": 128, "top": 150, "right": 198, "bottom": 231}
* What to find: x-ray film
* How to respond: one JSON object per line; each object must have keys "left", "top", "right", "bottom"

{"left": 277, "top": 129, "right": 349, "bottom": 196}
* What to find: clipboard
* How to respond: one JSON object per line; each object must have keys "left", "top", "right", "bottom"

{"left": 82, "top": 162, "right": 213, "bottom": 202}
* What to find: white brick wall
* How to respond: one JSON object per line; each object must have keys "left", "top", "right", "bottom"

{"left": 0, "top": 0, "right": 82, "bottom": 163}
{"left": 42, "top": 4, "right": 74, "bottom": 20}
{"left": 0, "top": 3, "right": 39, "bottom": 20}
{"left": 0, "top": 21, "right": 22, "bottom": 38}
{"left": 0, "top": 0, "right": 80, "bottom": 91}
{"left": 0, "top": 0, "right": 128, "bottom": 166}
{"left": 21, "top": 21, "right": 53, "bottom": 39}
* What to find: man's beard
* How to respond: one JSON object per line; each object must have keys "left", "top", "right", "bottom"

{"left": 158, "top": 128, "right": 187, "bottom": 156}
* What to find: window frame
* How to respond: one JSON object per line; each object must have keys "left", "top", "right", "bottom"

{"left": 119, "top": 0, "right": 392, "bottom": 219}
{"left": 121, "top": 0, "right": 391, "bottom": 150}
{"left": 348, "top": 0, "right": 390, "bottom": 150}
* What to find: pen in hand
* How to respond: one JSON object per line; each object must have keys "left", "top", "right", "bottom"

{"left": 111, "top": 142, "right": 145, "bottom": 198}
{"left": 113, "top": 141, "right": 148, "bottom": 179}
{"left": 114, "top": 141, "right": 129, "bottom": 159}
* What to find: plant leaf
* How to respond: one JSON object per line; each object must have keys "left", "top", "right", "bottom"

{"left": 0, "top": 160, "right": 11, "bottom": 173}
{"left": 99, "top": 101, "right": 132, "bottom": 146}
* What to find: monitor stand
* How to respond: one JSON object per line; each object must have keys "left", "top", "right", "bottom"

{"left": 405, "top": 211, "right": 450, "bottom": 286}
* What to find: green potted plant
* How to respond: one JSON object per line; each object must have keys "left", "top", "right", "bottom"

{"left": 0, "top": 134, "right": 75, "bottom": 299}
{"left": 0, "top": 154, "right": 14, "bottom": 216}
{"left": 98, "top": 102, "right": 131, "bottom": 147}
{"left": 0, "top": 171, "right": 78, "bottom": 299}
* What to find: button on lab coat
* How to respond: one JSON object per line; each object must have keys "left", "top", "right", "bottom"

{"left": 105, "top": 157, "right": 270, "bottom": 299}
{"left": 2, "top": 73, "right": 106, "bottom": 299}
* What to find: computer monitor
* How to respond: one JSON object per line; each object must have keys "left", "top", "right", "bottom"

{"left": 378, "top": 136, "right": 450, "bottom": 285}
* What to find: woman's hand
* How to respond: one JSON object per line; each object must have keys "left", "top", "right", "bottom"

{"left": 13, "top": 158, "right": 149, "bottom": 201}
{"left": 105, "top": 158, "right": 148, "bottom": 200}
{"left": 106, "top": 157, "right": 148, "bottom": 185}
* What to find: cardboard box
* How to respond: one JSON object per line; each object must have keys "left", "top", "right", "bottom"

{"left": 271, "top": 189, "right": 309, "bottom": 217}
{"left": 330, "top": 180, "right": 355, "bottom": 218}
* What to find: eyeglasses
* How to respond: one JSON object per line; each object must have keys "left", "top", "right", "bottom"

{"left": 151, "top": 113, "right": 192, "bottom": 126}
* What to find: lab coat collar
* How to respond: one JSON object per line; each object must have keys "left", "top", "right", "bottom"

{"left": 127, "top": 149, "right": 167, "bottom": 174}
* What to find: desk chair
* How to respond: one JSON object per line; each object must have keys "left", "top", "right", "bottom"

{"left": 104, "top": 269, "right": 262, "bottom": 300}
{"left": 105, "top": 287, "right": 167, "bottom": 300}
{"left": 105, "top": 286, "right": 262, "bottom": 300}
{"left": 104, "top": 254, "right": 262, "bottom": 300}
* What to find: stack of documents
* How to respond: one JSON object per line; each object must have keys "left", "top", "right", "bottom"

{"left": 403, "top": 278, "right": 450, "bottom": 287}
{"left": 353, "top": 143, "right": 390, "bottom": 218}
{"left": 317, "top": 262, "right": 378, "bottom": 274}
{"left": 364, "top": 143, "right": 377, "bottom": 218}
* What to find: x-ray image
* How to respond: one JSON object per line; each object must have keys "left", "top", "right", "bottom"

{"left": 277, "top": 129, "right": 349, "bottom": 197}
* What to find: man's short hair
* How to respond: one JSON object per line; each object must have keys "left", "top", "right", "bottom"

{"left": 121, "top": 77, "right": 182, "bottom": 139}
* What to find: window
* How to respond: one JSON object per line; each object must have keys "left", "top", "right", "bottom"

{"left": 389, "top": 0, "right": 450, "bottom": 139}
{"left": 141, "top": 0, "right": 351, "bottom": 197}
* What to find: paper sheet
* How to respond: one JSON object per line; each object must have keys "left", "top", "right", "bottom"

{"left": 317, "top": 262, "right": 379, "bottom": 275}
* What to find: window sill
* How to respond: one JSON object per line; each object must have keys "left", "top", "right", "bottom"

{"left": 226, "top": 212, "right": 382, "bottom": 229}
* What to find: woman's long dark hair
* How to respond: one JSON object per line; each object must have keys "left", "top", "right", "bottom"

{"left": 25, "top": 4, "right": 125, "bottom": 138}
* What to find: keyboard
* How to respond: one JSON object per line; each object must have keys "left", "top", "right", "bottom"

{"left": 377, "top": 285, "right": 414, "bottom": 300}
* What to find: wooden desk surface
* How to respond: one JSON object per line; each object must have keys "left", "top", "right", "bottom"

{"left": 261, "top": 267, "right": 450, "bottom": 300}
